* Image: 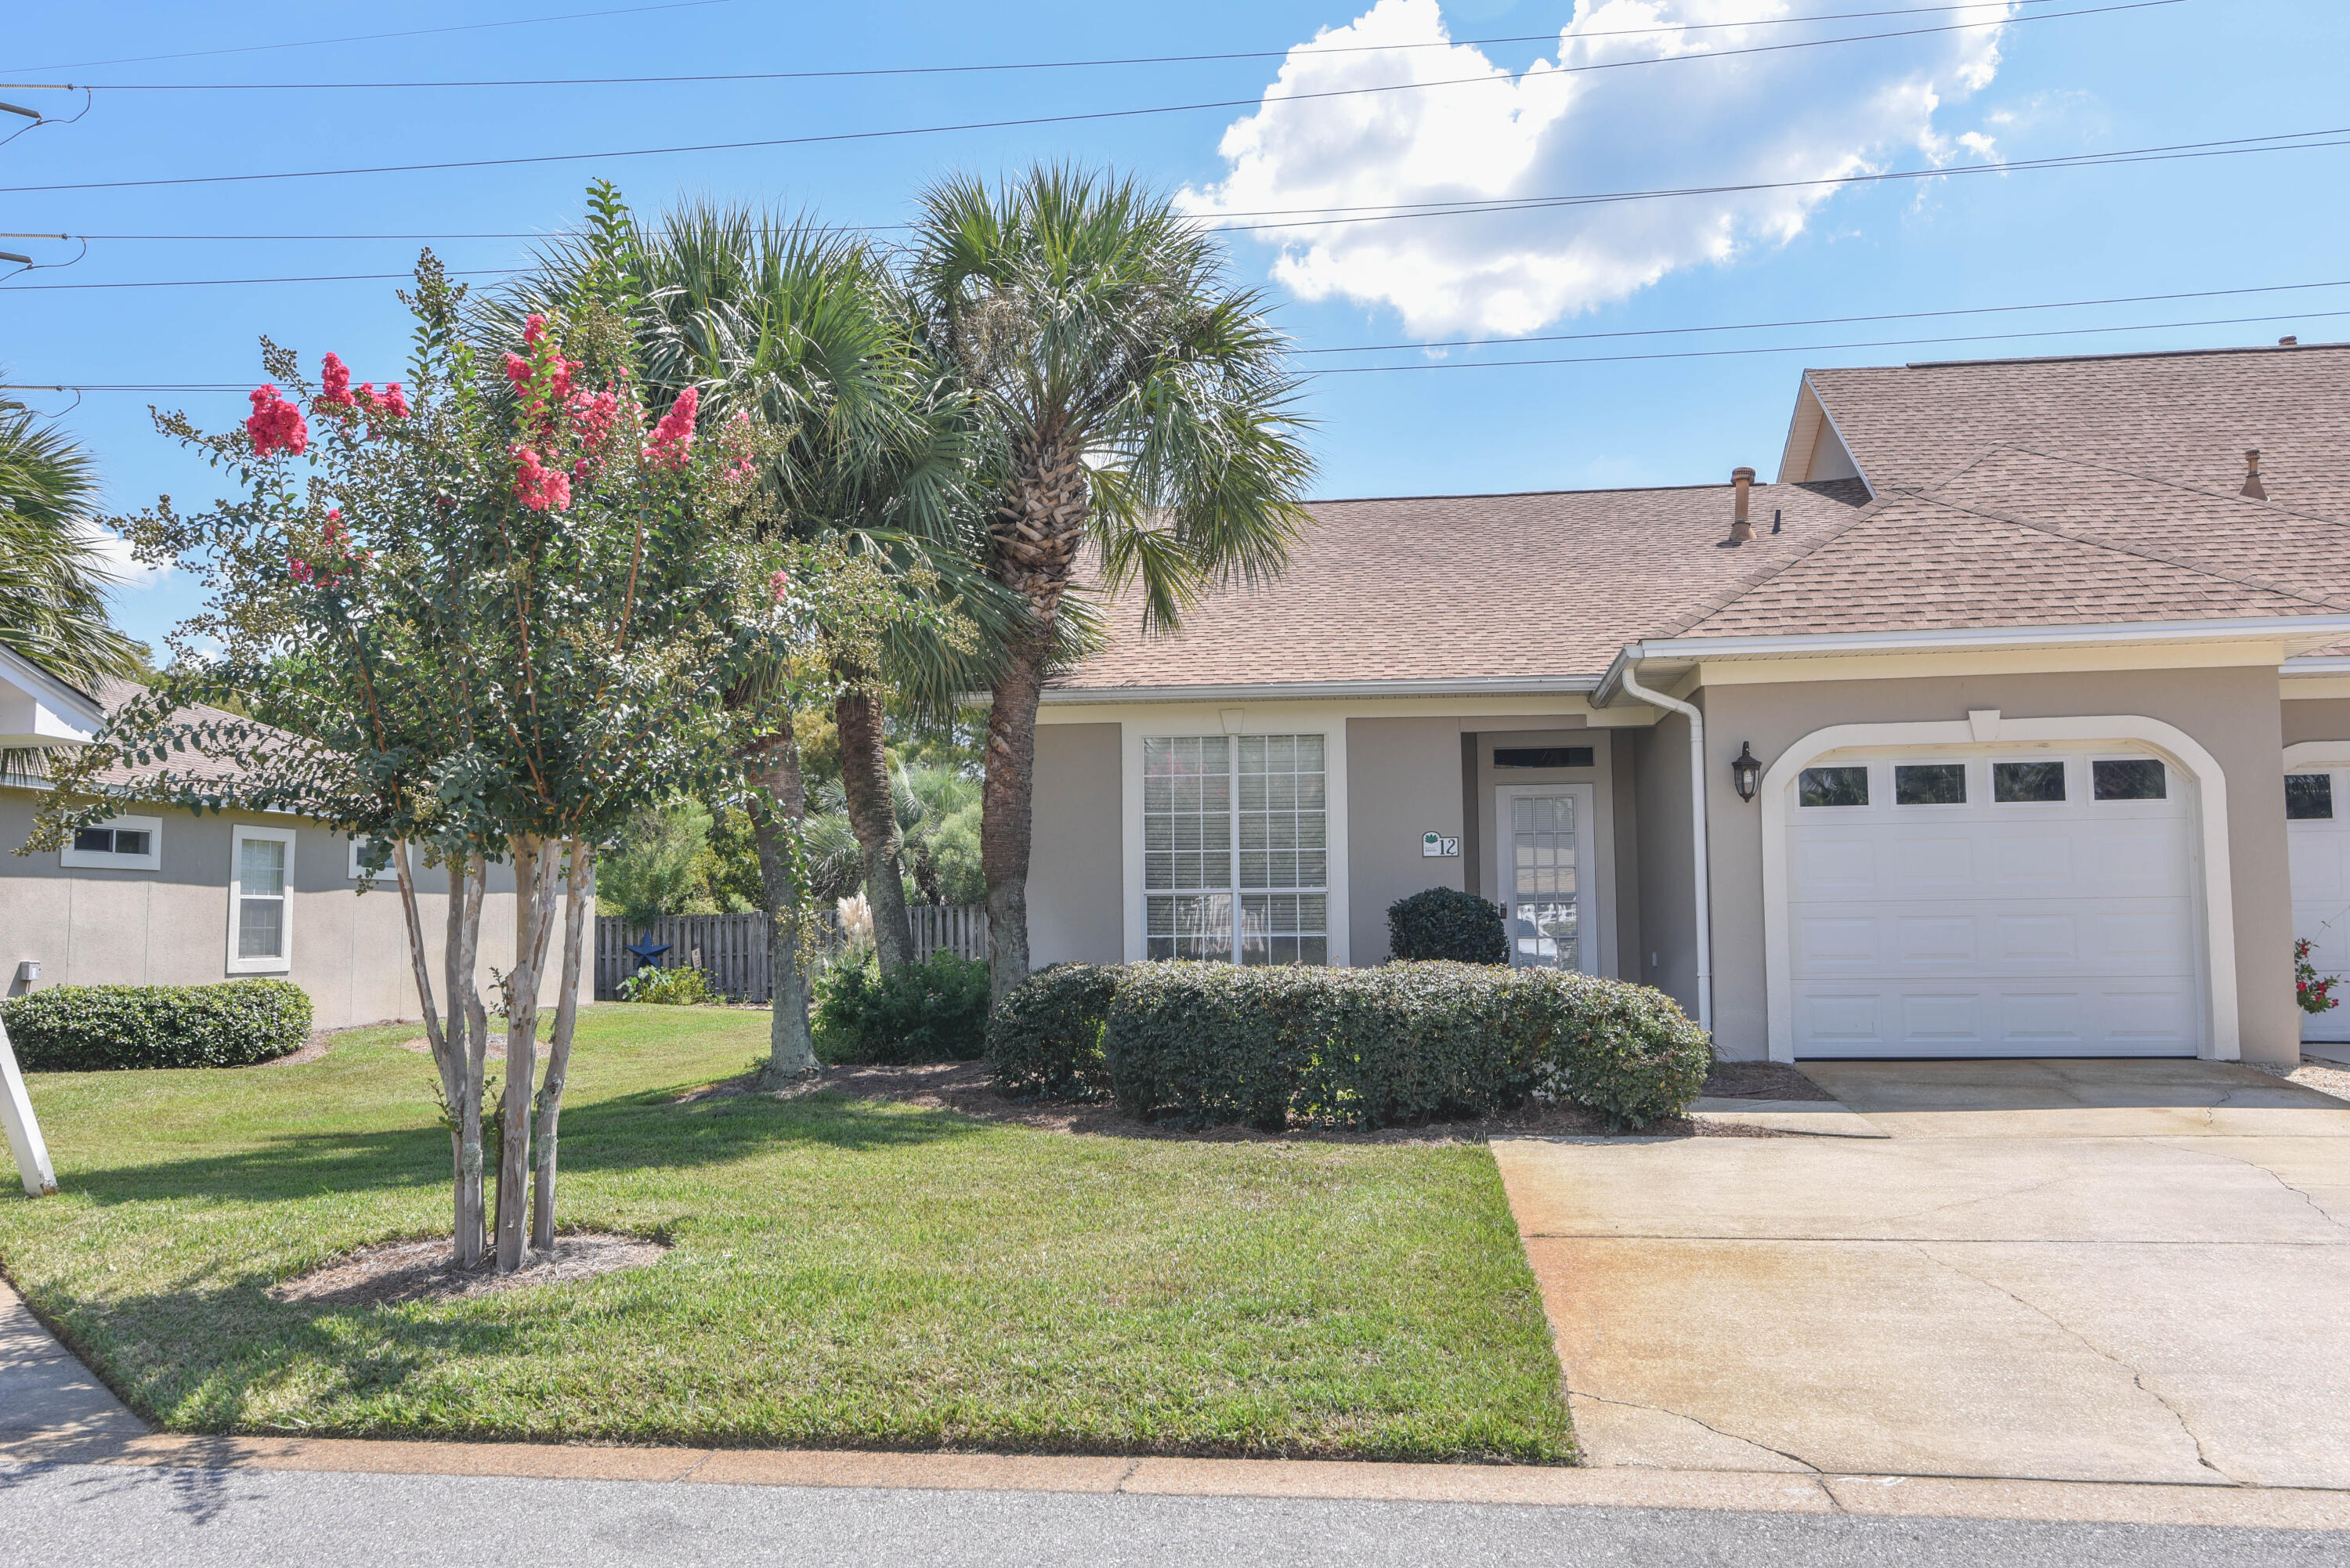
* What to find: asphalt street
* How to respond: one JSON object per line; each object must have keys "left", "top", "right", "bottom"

{"left": 2, "top": 1461, "right": 2344, "bottom": 1568}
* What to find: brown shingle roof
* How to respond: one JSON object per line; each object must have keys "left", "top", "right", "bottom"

{"left": 1803, "top": 341, "right": 2350, "bottom": 511}
{"left": 1052, "top": 480, "right": 1869, "bottom": 691}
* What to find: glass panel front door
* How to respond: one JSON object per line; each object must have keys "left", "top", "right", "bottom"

{"left": 1499, "top": 786, "right": 1593, "bottom": 971}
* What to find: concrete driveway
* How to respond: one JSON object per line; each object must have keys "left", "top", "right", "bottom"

{"left": 1494, "top": 1059, "right": 2350, "bottom": 1488}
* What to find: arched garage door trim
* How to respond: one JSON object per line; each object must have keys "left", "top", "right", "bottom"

{"left": 1759, "top": 711, "right": 2238, "bottom": 1064}
{"left": 2284, "top": 742, "right": 2350, "bottom": 768}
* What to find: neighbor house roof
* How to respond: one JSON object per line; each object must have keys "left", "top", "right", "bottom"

{"left": 1048, "top": 342, "right": 2350, "bottom": 698}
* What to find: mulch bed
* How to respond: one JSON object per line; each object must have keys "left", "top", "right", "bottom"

{"left": 269, "top": 1233, "right": 667, "bottom": 1309}
{"left": 1697, "top": 1060, "right": 1838, "bottom": 1101}
{"left": 682, "top": 1060, "right": 1784, "bottom": 1141}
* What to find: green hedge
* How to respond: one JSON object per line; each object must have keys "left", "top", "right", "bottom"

{"left": 814, "top": 951, "right": 991, "bottom": 1064}
{"left": 989, "top": 960, "right": 1708, "bottom": 1131}
{"left": 1387, "top": 887, "right": 1508, "bottom": 965}
{"left": 985, "top": 963, "right": 1120, "bottom": 1100}
{"left": 1, "top": 979, "right": 314, "bottom": 1071}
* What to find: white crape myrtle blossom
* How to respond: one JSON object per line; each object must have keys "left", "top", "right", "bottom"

{"left": 1180, "top": 0, "right": 2019, "bottom": 337}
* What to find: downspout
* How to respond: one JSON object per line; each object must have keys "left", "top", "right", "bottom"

{"left": 1614, "top": 661, "right": 1713, "bottom": 1038}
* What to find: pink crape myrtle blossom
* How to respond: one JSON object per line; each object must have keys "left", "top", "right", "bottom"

{"left": 289, "top": 508, "right": 371, "bottom": 588}
{"left": 246, "top": 386, "right": 309, "bottom": 457}
{"left": 315, "top": 352, "right": 356, "bottom": 410}
{"left": 768, "top": 567, "right": 790, "bottom": 603}
{"left": 511, "top": 445, "right": 573, "bottom": 512}
{"left": 644, "top": 385, "right": 698, "bottom": 469}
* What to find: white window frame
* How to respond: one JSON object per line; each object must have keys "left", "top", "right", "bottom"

{"left": 60, "top": 813, "right": 162, "bottom": 872}
{"left": 1122, "top": 720, "right": 1350, "bottom": 966}
{"left": 348, "top": 833, "right": 407, "bottom": 884}
{"left": 226, "top": 824, "right": 298, "bottom": 974}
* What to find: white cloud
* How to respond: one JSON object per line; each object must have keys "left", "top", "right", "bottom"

{"left": 1181, "top": 0, "right": 2016, "bottom": 336}
{"left": 79, "top": 526, "right": 168, "bottom": 590}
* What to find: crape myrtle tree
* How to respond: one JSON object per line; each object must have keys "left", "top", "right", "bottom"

{"left": 500, "top": 193, "right": 993, "bottom": 1012}
{"left": 908, "top": 165, "right": 1318, "bottom": 1004}
{"left": 30, "top": 241, "right": 908, "bottom": 1270}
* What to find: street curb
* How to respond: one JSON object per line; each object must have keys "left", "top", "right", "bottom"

{"left": 4, "top": 1429, "right": 2347, "bottom": 1530}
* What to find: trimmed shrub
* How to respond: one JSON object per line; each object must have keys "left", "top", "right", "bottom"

{"left": 985, "top": 963, "right": 1121, "bottom": 1100}
{"left": 1, "top": 979, "right": 313, "bottom": 1071}
{"left": 814, "top": 951, "right": 990, "bottom": 1064}
{"left": 1387, "top": 887, "right": 1508, "bottom": 965}
{"left": 1103, "top": 961, "right": 1708, "bottom": 1132}
{"left": 617, "top": 965, "right": 718, "bottom": 1006}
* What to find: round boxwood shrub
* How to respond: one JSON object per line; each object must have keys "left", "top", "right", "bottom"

{"left": 985, "top": 963, "right": 1121, "bottom": 1100}
{"left": 1387, "top": 886, "right": 1508, "bottom": 964}
{"left": 1, "top": 979, "right": 313, "bottom": 1071}
{"left": 813, "top": 950, "right": 991, "bottom": 1064}
{"left": 1102, "top": 960, "right": 1708, "bottom": 1132}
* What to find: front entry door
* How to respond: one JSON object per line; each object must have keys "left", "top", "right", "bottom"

{"left": 1496, "top": 784, "right": 1597, "bottom": 972}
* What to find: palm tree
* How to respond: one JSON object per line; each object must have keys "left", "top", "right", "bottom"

{"left": 0, "top": 396, "right": 144, "bottom": 692}
{"left": 907, "top": 165, "right": 1317, "bottom": 1003}
{"left": 498, "top": 187, "right": 995, "bottom": 1078}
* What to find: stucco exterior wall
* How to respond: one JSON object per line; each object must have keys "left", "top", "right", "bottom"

{"left": 1631, "top": 710, "right": 1701, "bottom": 1016}
{"left": 2282, "top": 696, "right": 2350, "bottom": 746}
{"left": 1345, "top": 717, "right": 1468, "bottom": 965}
{"left": 1696, "top": 668, "right": 2298, "bottom": 1064}
{"left": 1027, "top": 722, "right": 1123, "bottom": 966}
{"left": 0, "top": 791, "right": 583, "bottom": 1028}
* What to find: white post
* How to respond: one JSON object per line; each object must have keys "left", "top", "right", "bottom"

{"left": 0, "top": 1014, "right": 58, "bottom": 1197}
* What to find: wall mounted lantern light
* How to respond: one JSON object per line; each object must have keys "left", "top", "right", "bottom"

{"left": 1731, "top": 742, "right": 1762, "bottom": 803}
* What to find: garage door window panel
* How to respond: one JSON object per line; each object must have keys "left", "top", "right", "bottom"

{"left": 1993, "top": 760, "right": 2067, "bottom": 804}
{"left": 2092, "top": 758, "right": 2167, "bottom": 801}
{"left": 2287, "top": 773, "right": 2334, "bottom": 821}
{"left": 1799, "top": 766, "right": 1870, "bottom": 807}
{"left": 1894, "top": 763, "right": 1968, "bottom": 806}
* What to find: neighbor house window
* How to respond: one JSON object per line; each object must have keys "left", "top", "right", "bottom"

{"left": 1798, "top": 766, "right": 1869, "bottom": 807}
{"left": 349, "top": 833, "right": 406, "bottom": 883}
{"left": 1144, "top": 733, "right": 1327, "bottom": 964}
{"left": 228, "top": 825, "right": 298, "bottom": 973}
{"left": 2287, "top": 773, "right": 2334, "bottom": 821}
{"left": 1893, "top": 762, "right": 1967, "bottom": 805}
{"left": 1994, "top": 761, "right": 2066, "bottom": 804}
{"left": 60, "top": 814, "right": 162, "bottom": 871}
{"left": 2092, "top": 758, "right": 2167, "bottom": 801}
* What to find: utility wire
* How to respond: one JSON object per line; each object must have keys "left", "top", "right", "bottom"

{"left": 13, "top": 0, "right": 2088, "bottom": 91}
{"left": 9, "top": 311, "right": 2341, "bottom": 396}
{"left": 0, "top": 2, "right": 2169, "bottom": 196}
{"left": 0, "top": 0, "right": 741, "bottom": 75}
{"left": 7, "top": 124, "right": 2341, "bottom": 255}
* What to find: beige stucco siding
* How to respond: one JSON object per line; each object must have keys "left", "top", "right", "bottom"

{"left": 1631, "top": 711, "right": 1700, "bottom": 1014}
{"left": 1345, "top": 717, "right": 1468, "bottom": 965}
{"left": 2, "top": 790, "right": 584, "bottom": 1028}
{"left": 1696, "top": 668, "right": 2297, "bottom": 1064}
{"left": 2282, "top": 697, "right": 2350, "bottom": 746}
{"left": 1027, "top": 723, "right": 1123, "bottom": 966}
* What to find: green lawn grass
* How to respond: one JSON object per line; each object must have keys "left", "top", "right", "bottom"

{"left": 0, "top": 1004, "right": 1571, "bottom": 1461}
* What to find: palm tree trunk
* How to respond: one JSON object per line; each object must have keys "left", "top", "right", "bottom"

{"left": 982, "top": 435, "right": 1089, "bottom": 1007}
{"left": 746, "top": 719, "right": 819, "bottom": 1082}
{"left": 981, "top": 628, "right": 1049, "bottom": 1006}
{"left": 835, "top": 683, "right": 915, "bottom": 974}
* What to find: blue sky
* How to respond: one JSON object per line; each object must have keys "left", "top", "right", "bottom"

{"left": 4, "top": 0, "right": 2345, "bottom": 655}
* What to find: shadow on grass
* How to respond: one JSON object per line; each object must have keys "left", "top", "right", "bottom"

{"left": 46, "top": 1088, "right": 992, "bottom": 1209}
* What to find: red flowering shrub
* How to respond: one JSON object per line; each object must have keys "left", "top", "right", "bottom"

{"left": 245, "top": 386, "right": 309, "bottom": 457}
{"left": 511, "top": 445, "right": 573, "bottom": 512}
{"left": 315, "top": 352, "right": 356, "bottom": 410}
{"left": 645, "top": 385, "right": 698, "bottom": 469}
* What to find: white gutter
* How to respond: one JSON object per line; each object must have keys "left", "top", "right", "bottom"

{"left": 1607, "top": 658, "right": 1713, "bottom": 1039}
{"left": 2282, "top": 656, "right": 2350, "bottom": 677}
{"left": 1630, "top": 613, "right": 2350, "bottom": 662}
{"left": 1037, "top": 674, "right": 1604, "bottom": 706}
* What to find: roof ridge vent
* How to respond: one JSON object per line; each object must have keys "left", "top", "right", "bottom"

{"left": 2242, "top": 448, "right": 2267, "bottom": 500}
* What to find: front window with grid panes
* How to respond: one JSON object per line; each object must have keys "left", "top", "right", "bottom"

{"left": 1144, "top": 733, "right": 1328, "bottom": 964}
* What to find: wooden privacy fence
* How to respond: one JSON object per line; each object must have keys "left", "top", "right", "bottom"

{"left": 595, "top": 906, "right": 989, "bottom": 1002}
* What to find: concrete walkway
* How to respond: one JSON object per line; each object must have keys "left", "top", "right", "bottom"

{"left": 0, "top": 1278, "right": 143, "bottom": 1443}
{"left": 1495, "top": 1058, "right": 2350, "bottom": 1489}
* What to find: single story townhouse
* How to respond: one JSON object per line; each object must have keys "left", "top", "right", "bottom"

{"left": 1023, "top": 339, "right": 2350, "bottom": 1066}
{"left": 1, "top": 651, "right": 577, "bottom": 1027}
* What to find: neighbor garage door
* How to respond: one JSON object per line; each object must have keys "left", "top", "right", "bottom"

{"left": 2287, "top": 762, "right": 2350, "bottom": 1044}
{"left": 1784, "top": 747, "right": 2202, "bottom": 1057}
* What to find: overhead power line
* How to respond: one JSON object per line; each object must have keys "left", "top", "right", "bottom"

{"left": 11, "top": 0, "right": 2098, "bottom": 91}
{"left": 0, "top": 0, "right": 741, "bottom": 75}
{"left": 5, "top": 124, "right": 2342, "bottom": 262}
{"left": 0, "top": 1, "right": 2171, "bottom": 196}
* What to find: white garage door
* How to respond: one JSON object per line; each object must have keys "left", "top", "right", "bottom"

{"left": 2287, "top": 764, "right": 2350, "bottom": 1043}
{"left": 1785, "top": 747, "right": 2202, "bottom": 1058}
